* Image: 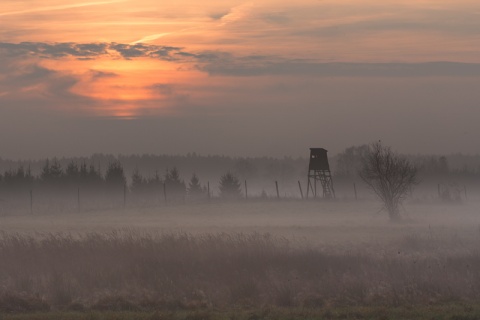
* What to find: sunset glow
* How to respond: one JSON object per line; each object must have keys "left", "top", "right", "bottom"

{"left": 2, "top": 3, "right": 480, "bottom": 318}
{"left": 1, "top": 0, "right": 480, "bottom": 157}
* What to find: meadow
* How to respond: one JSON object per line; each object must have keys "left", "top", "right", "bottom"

{"left": 0, "top": 199, "right": 479, "bottom": 319}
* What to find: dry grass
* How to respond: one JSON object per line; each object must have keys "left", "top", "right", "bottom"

{"left": 0, "top": 199, "right": 480, "bottom": 315}
{"left": 0, "top": 227, "right": 479, "bottom": 312}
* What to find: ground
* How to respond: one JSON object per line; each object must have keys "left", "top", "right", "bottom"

{"left": 0, "top": 199, "right": 479, "bottom": 319}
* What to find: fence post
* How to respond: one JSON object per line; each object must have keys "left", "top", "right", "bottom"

{"left": 245, "top": 180, "right": 248, "bottom": 200}
{"left": 163, "top": 182, "right": 167, "bottom": 204}
{"left": 298, "top": 181, "right": 304, "bottom": 199}
{"left": 275, "top": 181, "right": 280, "bottom": 199}
{"left": 30, "top": 190, "right": 33, "bottom": 215}
{"left": 123, "top": 183, "right": 127, "bottom": 209}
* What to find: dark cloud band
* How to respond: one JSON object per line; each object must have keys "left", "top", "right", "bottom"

{"left": 0, "top": 42, "right": 183, "bottom": 60}
{"left": 2, "top": 42, "right": 480, "bottom": 78}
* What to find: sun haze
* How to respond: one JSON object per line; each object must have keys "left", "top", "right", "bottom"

{"left": 1, "top": 0, "right": 480, "bottom": 157}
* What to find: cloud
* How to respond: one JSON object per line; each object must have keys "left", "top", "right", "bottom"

{"left": 10, "top": 65, "right": 55, "bottom": 87}
{"left": 292, "top": 6, "right": 480, "bottom": 38}
{"left": 199, "top": 60, "right": 480, "bottom": 78}
{"left": 149, "top": 83, "right": 175, "bottom": 96}
{"left": 218, "top": 2, "right": 254, "bottom": 26}
{"left": 297, "top": 19, "right": 427, "bottom": 38}
{"left": 209, "top": 11, "right": 230, "bottom": 21}
{"left": 130, "top": 33, "right": 171, "bottom": 45}
{"left": 0, "top": 42, "right": 184, "bottom": 61}
{"left": 89, "top": 70, "right": 118, "bottom": 79}
{"left": 110, "top": 43, "right": 149, "bottom": 58}
{"left": 0, "top": 0, "right": 126, "bottom": 17}
{"left": 0, "top": 42, "right": 108, "bottom": 58}
{"left": 147, "top": 83, "right": 190, "bottom": 105}
{"left": 0, "top": 59, "right": 99, "bottom": 114}
{"left": 175, "top": 50, "right": 230, "bottom": 63}
{"left": 261, "top": 12, "right": 290, "bottom": 25}
{"left": 3, "top": 41, "right": 480, "bottom": 79}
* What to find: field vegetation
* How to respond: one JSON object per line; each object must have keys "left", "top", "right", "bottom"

{"left": 0, "top": 200, "right": 479, "bottom": 319}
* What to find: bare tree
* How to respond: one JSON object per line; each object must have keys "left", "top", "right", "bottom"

{"left": 359, "top": 142, "right": 417, "bottom": 221}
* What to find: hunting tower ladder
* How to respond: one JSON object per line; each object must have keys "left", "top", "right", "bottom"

{"left": 307, "top": 148, "right": 335, "bottom": 199}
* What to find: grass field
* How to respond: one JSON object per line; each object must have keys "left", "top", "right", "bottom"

{"left": 0, "top": 199, "right": 479, "bottom": 318}
{"left": 3, "top": 304, "right": 480, "bottom": 320}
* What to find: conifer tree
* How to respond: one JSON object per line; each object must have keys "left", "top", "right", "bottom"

{"left": 188, "top": 173, "right": 204, "bottom": 198}
{"left": 164, "top": 167, "right": 186, "bottom": 200}
{"left": 105, "top": 162, "right": 126, "bottom": 188}
{"left": 131, "top": 169, "right": 145, "bottom": 195}
{"left": 219, "top": 172, "right": 242, "bottom": 199}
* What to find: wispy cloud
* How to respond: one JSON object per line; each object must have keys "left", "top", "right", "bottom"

{"left": 130, "top": 26, "right": 199, "bottom": 45}
{"left": 0, "top": 61, "right": 94, "bottom": 112}
{"left": 218, "top": 2, "right": 255, "bottom": 26}
{"left": 0, "top": 0, "right": 126, "bottom": 17}
{"left": 130, "top": 33, "right": 171, "bottom": 45}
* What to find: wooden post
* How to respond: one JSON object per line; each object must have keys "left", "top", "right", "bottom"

{"left": 306, "top": 179, "right": 312, "bottom": 199}
{"left": 314, "top": 179, "right": 317, "bottom": 198}
{"left": 306, "top": 181, "right": 309, "bottom": 199}
{"left": 207, "top": 181, "right": 210, "bottom": 201}
{"left": 163, "top": 182, "right": 167, "bottom": 204}
{"left": 123, "top": 183, "right": 127, "bottom": 209}
{"left": 29, "top": 190, "right": 33, "bottom": 215}
{"left": 354, "top": 183, "right": 358, "bottom": 201}
{"left": 298, "top": 181, "right": 304, "bottom": 199}
{"left": 275, "top": 181, "right": 280, "bottom": 199}
{"left": 244, "top": 180, "right": 248, "bottom": 200}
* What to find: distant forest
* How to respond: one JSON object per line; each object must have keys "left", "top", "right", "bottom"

{"left": 0, "top": 146, "right": 479, "bottom": 214}
{"left": 0, "top": 153, "right": 307, "bottom": 197}
{"left": 2, "top": 147, "right": 480, "bottom": 185}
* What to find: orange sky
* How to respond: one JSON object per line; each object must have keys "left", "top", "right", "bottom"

{"left": 1, "top": 0, "right": 480, "bottom": 157}
{"left": 2, "top": 0, "right": 479, "bottom": 57}
{"left": 2, "top": 0, "right": 480, "bottom": 117}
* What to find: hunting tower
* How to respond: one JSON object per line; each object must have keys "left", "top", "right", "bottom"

{"left": 307, "top": 148, "right": 335, "bottom": 199}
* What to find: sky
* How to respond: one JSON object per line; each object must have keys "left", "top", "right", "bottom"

{"left": 1, "top": 0, "right": 480, "bottom": 159}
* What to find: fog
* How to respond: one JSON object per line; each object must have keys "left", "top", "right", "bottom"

{"left": 0, "top": 150, "right": 479, "bottom": 314}
{"left": 2, "top": 0, "right": 480, "bottom": 316}
{"left": 1, "top": 194, "right": 480, "bottom": 313}
{"left": 2, "top": 75, "right": 480, "bottom": 159}
{"left": 2, "top": 197, "right": 479, "bottom": 242}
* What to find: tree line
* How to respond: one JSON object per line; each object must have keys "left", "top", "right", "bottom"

{"left": 1, "top": 148, "right": 479, "bottom": 206}
{"left": 335, "top": 145, "right": 480, "bottom": 179}
{"left": 0, "top": 159, "right": 245, "bottom": 201}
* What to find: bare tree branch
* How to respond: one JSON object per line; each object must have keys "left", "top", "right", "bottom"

{"left": 359, "top": 142, "right": 417, "bottom": 221}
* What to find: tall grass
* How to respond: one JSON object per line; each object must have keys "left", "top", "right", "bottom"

{"left": 0, "top": 230, "right": 479, "bottom": 312}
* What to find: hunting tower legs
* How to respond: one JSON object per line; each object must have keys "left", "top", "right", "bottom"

{"left": 306, "top": 148, "right": 335, "bottom": 199}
